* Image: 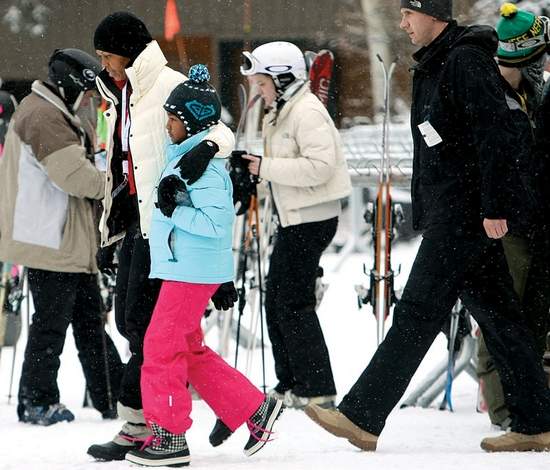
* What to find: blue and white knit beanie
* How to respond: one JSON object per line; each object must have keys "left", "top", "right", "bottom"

{"left": 164, "top": 64, "right": 221, "bottom": 136}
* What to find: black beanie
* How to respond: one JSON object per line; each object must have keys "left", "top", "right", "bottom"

{"left": 400, "top": 0, "right": 453, "bottom": 21}
{"left": 94, "top": 11, "right": 152, "bottom": 60}
{"left": 164, "top": 64, "right": 221, "bottom": 137}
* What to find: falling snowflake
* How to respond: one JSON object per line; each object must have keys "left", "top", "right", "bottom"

{"left": 2, "top": 0, "right": 50, "bottom": 37}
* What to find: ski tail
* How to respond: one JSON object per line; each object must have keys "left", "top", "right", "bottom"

{"left": 304, "top": 50, "right": 317, "bottom": 73}
{"left": 309, "top": 49, "right": 334, "bottom": 108}
{"left": 235, "top": 83, "right": 249, "bottom": 147}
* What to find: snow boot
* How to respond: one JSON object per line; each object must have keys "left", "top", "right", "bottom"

{"left": 209, "top": 418, "right": 233, "bottom": 447}
{"left": 87, "top": 422, "right": 151, "bottom": 461}
{"left": 101, "top": 407, "right": 118, "bottom": 420}
{"left": 125, "top": 423, "right": 190, "bottom": 467}
{"left": 481, "top": 431, "right": 550, "bottom": 452}
{"left": 243, "top": 396, "right": 284, "bottom": 457}
{"left": 267, "top": 388, "right": 286, "bottom": 401}
{"left": 304, "top": 404, "right": 378, "bottom": 451}
{"left": 283, "top": 391, "right": 336, "bottom": 409}
{"left": 17, "top": 402, "right": 75, "bottom": 426}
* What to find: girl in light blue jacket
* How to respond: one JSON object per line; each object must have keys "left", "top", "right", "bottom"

{"left": 126, "top": 65, "right": 283, "bottom": 468}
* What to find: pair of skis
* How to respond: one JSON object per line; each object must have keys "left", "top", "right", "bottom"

{"left": 356, "top": 55, "right": 402, "bottom": 346}
{"left": 225, "top": 80, "right": 272, "bottom": 391}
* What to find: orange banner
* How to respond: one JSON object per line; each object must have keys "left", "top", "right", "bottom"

{"left": 164, "top": 0, "right": 181, "bottom": 41}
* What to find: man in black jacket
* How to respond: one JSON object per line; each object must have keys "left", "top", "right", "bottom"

{"left": 305, "top": 0, "right": 550, "bottom": 453}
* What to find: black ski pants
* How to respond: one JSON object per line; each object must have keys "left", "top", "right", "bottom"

{"left": 265, "top": 217, "right": 338, "bottom": 397}
{"left": 338, "top": 234, "right": 550, "bottom": 436}
{"left": 18, "top": 269, "right": 123, "bottom": 412}
{"left": 115, "top": 223, "right": 161, "bottom": 410}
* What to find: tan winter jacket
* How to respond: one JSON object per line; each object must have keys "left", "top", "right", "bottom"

{"left": 96, "top": 40, "right": 234, "bottom": 245}
{"left": 0, "top": 81, "right": 105, "bottom": 273}
{"left": 260, "top": 84, "right": 351, "bottom": 227}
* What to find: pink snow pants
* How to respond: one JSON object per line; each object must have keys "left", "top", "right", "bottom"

{"left": 141, "top": 280, "right": 265, "bottom": 435}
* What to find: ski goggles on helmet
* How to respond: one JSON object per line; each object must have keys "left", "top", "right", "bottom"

{"left": 240, "top": 51, "right": 259, "bottom": 76}
{"left": 498, "top": 16, "right": 550, "bottom": 53}
{"left": 240, "top": 51, "right": 293, "bottom": 77}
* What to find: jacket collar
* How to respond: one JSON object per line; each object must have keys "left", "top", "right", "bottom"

{"left": 266, "top": 81, "right": 310, "bottom": 126}
{"left": 31, "top": 80, "right": 82, "bottom": 129}
{"left": 125, "top": 41, "right": 168, "bottom": 100}
{"left": 96, "top": 70, "right": 120, "bottom": 106}
{"left": 166, "top": 129, "right": 209, "bottom": 164}
{"left": 95, "top": 41, "right": 168, "bottom": 104}
{"left": 412, "top": 21, "right": 459, "bottom": 71}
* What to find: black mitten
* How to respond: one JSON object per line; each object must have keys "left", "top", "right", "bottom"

{"left": 157, "top": 175, "right": 188, "bottom": 217}
{"left": 211, "top": 281, "right": 239, "bottom": 311}
{"left": 175, "top": 140, "right": 219, "bottom": 185}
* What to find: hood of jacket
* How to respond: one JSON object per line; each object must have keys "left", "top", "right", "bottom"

{"left": 413, "top": 21, "right": 498, "bottom": 70}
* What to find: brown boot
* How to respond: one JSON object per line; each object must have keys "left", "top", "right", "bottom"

{"left": 304, "top": 404, "right": 378, "bottom": 451}
{"left": 481, "top": 431, "right": 550, "bottom": 452}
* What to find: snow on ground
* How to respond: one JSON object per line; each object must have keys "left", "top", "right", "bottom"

{"left": 1, "top": 237, "right": 549, "bottom": 469}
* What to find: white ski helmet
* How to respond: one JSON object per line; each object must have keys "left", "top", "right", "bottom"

{"left": 240, "top": 41, "right": 307, "bottom": 89}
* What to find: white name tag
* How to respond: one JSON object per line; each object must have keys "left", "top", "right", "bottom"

{"left": 418, "top": 121, "right": 443, "bottom": 147}
{"left": 122, "top": 160, "right": 129, "bottom": 175}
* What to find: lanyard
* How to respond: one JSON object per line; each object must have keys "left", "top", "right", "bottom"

{"left": 121, "top": 83, "right": 131, "bottom": 152}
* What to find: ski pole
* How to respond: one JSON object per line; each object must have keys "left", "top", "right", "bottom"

{"left": 99, "top": 272, "right": 116, "bottom": 411}
{"left": 7, "top": 343, "right": 17, "bottom": 404}
{"left": 440, "top": 302, "right": 461, "bottom": 411}
{"left": 234, "top": 210, "right": 251, "bottom": 368}
{"left": 252, "top": 194, "right": 267, "bottom": 393}
{"left": 99, "top": 310, "right": 114, "bottom": 411}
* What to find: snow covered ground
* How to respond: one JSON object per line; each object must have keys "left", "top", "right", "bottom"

{"left": 1, "top": 237, "right": 549, "bottom": 469}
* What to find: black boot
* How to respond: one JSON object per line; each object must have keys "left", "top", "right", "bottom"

{"left": 87, "top": 422, "right": 150, "bottom": 461}
{"left": 244, "top": 396, "right": 284, "bottom": 457}
{"left": 101, "top": 407, "right": 118, "bottom": 420}
{"left": 18, "top": 402, "right": 75, "bottom": 426}
{"left": 209, "top": 418, "right": 233, "bottom": 447}
{"left": 126, "top": 423, "right": 190, "bottom": 467}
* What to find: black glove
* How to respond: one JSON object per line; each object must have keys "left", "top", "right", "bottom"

{"left": 229, "top": 150, "right": 258, "bottom": 216}
{"left": 175, "top": 140, "right": 219, "bottom": 185}
{"left": 157, "top": 175, "right": 188, "bottom": 217}
{"left": 211, "top": 281, "right": 239, "bottom": 311}
{"left": 96, "top": 244, "right": 117, "bottom": 276}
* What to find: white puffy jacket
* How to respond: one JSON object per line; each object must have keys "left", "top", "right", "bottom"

{"left": 96, "top": 40, "right": 234, "bottom": 244}
{"left": 260, "top": 84, "right": 351, "bottom": 227}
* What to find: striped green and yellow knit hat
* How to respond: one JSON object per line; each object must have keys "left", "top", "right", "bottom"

{"left": 496, "top": 3, "right": 549, "bottom": 67}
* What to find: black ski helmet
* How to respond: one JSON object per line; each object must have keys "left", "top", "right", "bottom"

{"left": 48, "top": 48, "right": 101, "bottom": 109}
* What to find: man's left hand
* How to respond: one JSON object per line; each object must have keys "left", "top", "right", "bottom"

{"left": 483, "top": 218, "right": 508, "bottom": 239}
